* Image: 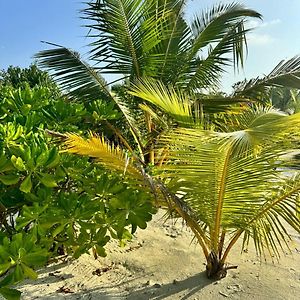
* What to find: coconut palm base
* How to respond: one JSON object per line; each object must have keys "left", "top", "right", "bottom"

{"left": 206, "top": 252, "right": 237, "bottom": 279}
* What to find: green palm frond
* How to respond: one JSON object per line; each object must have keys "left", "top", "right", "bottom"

{"left": 218, "top": 107, "right": 300, "bottom": 155}
{"left": 112, "top": 94, "right": 145, "bottom": 159}
{"left": 83, "top": 0, "right": 169, "bottom": 77}
{"left": 35, "top": 42, "right": 111, "bottom": 101}
{"left": 242, "top": 176, "right": 300, "bottom": 258}
{"left": 189, "top": 3, "right": 261, "bottom": 64}
{"left": 186, "top": 22, "right": 250, "bottom": 89}
{"left": 130, "top": 78, "right": 195, "bottom": 126}
{"left": 233, "top": 56, "right": 300, "bottom": 101}
{"left": 158, "top": 0, "right": 189, "bottom": 78}
{"left": 193, "top": 93, "right": 250, "bottom": 114}
{"left": 155, "top": 106, "right": 300, "bottom": 257}
{"left": 177, "top": 3, "right": 261, "bottom": 89}
{"left": 63, "top": 132, "right": 143, "bottom": 180}
{"left": 35, "top": 44, "right": 145, "bottom": 158}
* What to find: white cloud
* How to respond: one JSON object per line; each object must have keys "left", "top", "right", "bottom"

{"left": 245, "top": 18, "right": 280, "bottom": 46}
{"left": 247, "top": 18, "right": 281, "bottom": 29}
{"left": 262, "top": 19, "right": 281, "bottom": 27}
{"left": 247, "top": 33, "right": 275, "bottom": 46}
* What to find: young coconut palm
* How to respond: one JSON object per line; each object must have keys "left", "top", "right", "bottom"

{"left": 152, "top": 108, "right": 300, "bottom": 278}
{"left": 62, "top": 83, "right": 300, "bottom": 278}
{"left": 35, "top": 0, "right": 262, "bottom": 165}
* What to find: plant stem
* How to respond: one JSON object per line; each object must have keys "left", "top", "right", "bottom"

{"left": 220, "top": 230, "right": 243, "bottom": 264}
{"left": 212, "top": 147, "right": 231, "bottom": 251}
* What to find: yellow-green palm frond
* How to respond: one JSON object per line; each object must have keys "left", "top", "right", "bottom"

{"left": 63, "top": 132, "right": 143, "bottom": 181}
{"left": 130, "top": 78, "right": 196, "bottom": 126}
{"left": 155, "top": 121, "right": 300, "bottom": 257}
{"left": 240, "top": 175, "right": 300, "bottom": 258}
{"left": 215, "top": 105, "right": 300, "bottom": 156}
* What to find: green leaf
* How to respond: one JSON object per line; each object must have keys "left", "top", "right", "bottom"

{"left": 35, "top": 151, "right": 49, "bottom": 167}
{"left": 20, "top": 104, "right": 31, "bottom": 115}
{"left": 11, "top": 156, "right": 26, "bottom": 171}
{"left": 21, "top": 263, "right": 38, "bottom": 280}
{"left": 0, "top": 157, "right": 14, "bottom": 172}
{"left": 13, "top": 265, "right": 24, "bottom": 282}
{"left": 0, "top": 287, "right": 21, "bottom": 300}
{"left": 39, "top": 174, "right": 57, "bottom": 188}
{"left": 0, "top": 272, "right": 15, "bottom": 288}
{"left": 95, "top": 245, "right": 107, "bottom": 257}
{"left": 0, "top": 263, "right": 12, "bottom": 276}
{"left": 22, "top": 251, "right": 48, "bottom": 266}
{"left": 45, "top": 148, "right": 60, "bottom": 168}
{"left": 51, "top": 223, "right": 67, "bottom": 237}
{"left": 20, "top": 175, "right": 32, "bottom": 193}
{"left": 0, "top": 174, "right": 19, "bottom": 185}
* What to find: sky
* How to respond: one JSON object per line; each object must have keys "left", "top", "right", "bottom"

{"left": 1, "top": 0, "right": 300, "bottom": 92}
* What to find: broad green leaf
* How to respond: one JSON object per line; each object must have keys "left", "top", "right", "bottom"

{"left": 20, "top": 175, "right": 32, "bottom": 193}
{"left": 22, "top": 251, "right": 48, "bottom": 266}
{"left": 39, "top": 174, "right": 57, "bottom": 188}
{"left": 45, "top": 148, "right": 60, "bottom": 168}
{"left": 51, "top": 223, "right": 67, "bottom": 237}
{"left": 0, "top": 287, "right": 21, "bottom": 300}
{"left": 95, "top": 245, "right": 107, "bottom": 257}
{"left": 13, "top": 265, "right": 24, "bottom": 282}
{"left": 11, "top": 156, "right": 26, "bottom": 171}
{"left": 21, "top": 263, "right": 38, "bottom": 280}
{"left": 35, "top": 151, "right": 49, "bottom": 167}
{"left": 0, "top": 174, "right": 19, "bottom": 185}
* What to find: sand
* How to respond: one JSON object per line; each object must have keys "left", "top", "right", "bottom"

{"left": 17, "top": 211, "right": 300, "bottom": 300}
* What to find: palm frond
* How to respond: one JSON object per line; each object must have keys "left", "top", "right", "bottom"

{"left": 63, "top": 132, "right": 143, "bottom": 180}
{"left": 189, "top": 2, "right": 261, "bottom": 66}
{"left": 155, "top": 106, "right": 300, "bottom": 256}
{"left": 130, "top": 78, "right": 195, "bottom": 126}
{"left": 186, "top": 22, "right": 251, "bottom": 89}
{"left": 218, "top": 106, "right": 300, "bottom": 155}
{"left": 233, "top": 56, "right": 300, "bottom": 101}
{"left": 35, "top": 42, "right": 111, "bottom": 101}
{"left": 231, "top": 175, "right": 300, "bottom": 259}
{"left": 158, "top": 0, "right": 189, "bottom": 78}
{"left": 35, "top": 43, "right": 145, "bottom": 158}
{"left": 83, "top": 0, "right": 169, "bottom": 77}
{"left": 174, "top": 3, "right": 261, "bottom": 89}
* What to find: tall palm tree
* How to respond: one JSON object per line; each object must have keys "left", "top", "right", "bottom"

{"left": 35, "top": 1, "right": 300, "bottom": 163}
{"left": 35, "top": 0, "right": 300, "bottom": 278}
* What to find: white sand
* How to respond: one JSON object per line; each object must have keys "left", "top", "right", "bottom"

{"left": 18, "top": 211, "right": 300, "bottom": 299}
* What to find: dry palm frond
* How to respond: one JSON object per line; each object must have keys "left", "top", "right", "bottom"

{"left": 63, "top": 132, "right": 142, "bottom": 180}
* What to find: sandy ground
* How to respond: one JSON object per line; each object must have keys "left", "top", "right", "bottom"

{"left": 17, "top": 211, "right": 300, "bottom": 300}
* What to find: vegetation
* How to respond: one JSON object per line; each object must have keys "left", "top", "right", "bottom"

{"left": 0, "top": 66, "right": 155, "bottom": 299}
{"left": 35, "top": 0, "right": 300, "bottom": 279}
{"left": 0, "top": 0, "right": 300, "bottom": 299}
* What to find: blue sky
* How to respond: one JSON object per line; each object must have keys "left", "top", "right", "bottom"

{"left": 1, "top": 0, "right": 299, "bottom": 92}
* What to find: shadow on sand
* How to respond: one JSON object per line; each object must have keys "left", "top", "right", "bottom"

{"left": 22, "top": 271, "right": 213, "bottom": 299}
{"left": 119, "top": 271, "right": 213, "bottom": 300}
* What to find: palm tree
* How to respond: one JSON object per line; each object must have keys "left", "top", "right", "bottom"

{"left": 63, "top": 84, "right": 300, "bottom": 278}
{"left": 35, "top": 0, "right": 300, "bottom": 278}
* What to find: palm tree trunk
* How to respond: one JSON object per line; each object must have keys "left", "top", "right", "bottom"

{"left": 206, "top": 251, "right": 226, "bottom": 279}
{"left": 206, "top": 251, "right": 238, "bottom": 279}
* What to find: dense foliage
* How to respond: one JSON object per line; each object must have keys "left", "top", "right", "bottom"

{"left": 0, "top": 66, "right": 155, "bottom": 299}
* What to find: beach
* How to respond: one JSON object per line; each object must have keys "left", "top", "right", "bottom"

{"left": 18, "top": 211, "right": 300, "bottom": 299}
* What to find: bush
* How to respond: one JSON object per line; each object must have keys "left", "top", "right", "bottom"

{"left": 0, "top": 69, "right": 156, "bottom": 299}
